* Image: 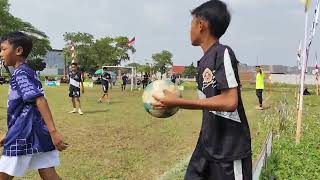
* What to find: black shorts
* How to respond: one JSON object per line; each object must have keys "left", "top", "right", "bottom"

{"left": 185, "top": 141, "right": 252, "bottom": 180}
{"left": 256, "top": 89, "right": 263, "bottom": 97}
{"left": 69, "top": 87, "right": 81, "bottom": 98}
{"left": 102, "top": 83, "right": 109, "bottom": 93}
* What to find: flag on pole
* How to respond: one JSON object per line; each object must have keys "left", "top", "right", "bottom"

{"left": 297, "top": 41, "right": 303, "bottom": 70}
{"left": 315, "top": 53, "right": 319, "bottom": 80}
{"left": 301, "top": 0, "right": 312, "bottom": 12}
{"left": 128, "top": 37, "right": 136, "bottom": 46}
{"left": 311, "top": 1, "right": 320, "bottom": 37}
{"left": 308, "top": 0, "right": 320, "bottom": 48}
{"left": 316, "top": 65, "right": 319, "bottom": 80}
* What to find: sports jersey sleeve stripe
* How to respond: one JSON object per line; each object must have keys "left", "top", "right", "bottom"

{"left": 224, "top": 48, "right": 238, "bottom": 88}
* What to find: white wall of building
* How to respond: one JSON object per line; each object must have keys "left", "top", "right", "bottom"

{"left": 271, "top": 74, "right": 318, "bottom": 85}
{"left": 40, "top": 68, "right": 59, "bottom": 76}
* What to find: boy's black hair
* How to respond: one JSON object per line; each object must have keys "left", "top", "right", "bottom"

{"left": 103, "top": 67, "right": 107, "bottom": 70}
{"left": 71, "top": 62, "right": 78, "bottom": 66}
{"left": 191, "top": 0, "right": 231, "bottom": 39}
{"left": 0, "top": 31, "right": 33, "bottom": 58}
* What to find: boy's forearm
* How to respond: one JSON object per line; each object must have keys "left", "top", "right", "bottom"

{"left": 35, "top": 97, "right": 57, "bottom": 133}
{"left": 174, "top": 92, "right": 238, "bottom": 112}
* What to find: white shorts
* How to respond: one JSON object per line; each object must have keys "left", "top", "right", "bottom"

{"left": 0, "top": 150, "right": 60, "bottom": 177}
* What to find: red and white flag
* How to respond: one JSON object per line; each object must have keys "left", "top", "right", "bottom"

{"left": 128, "top": 37, "right": 136, "bottom": 46}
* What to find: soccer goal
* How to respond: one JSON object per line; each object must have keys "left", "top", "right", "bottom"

{"left": 102, "top": 66, "right": 137, "bottom": 91}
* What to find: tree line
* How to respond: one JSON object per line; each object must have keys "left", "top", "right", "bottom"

{"left": 0, "top": 0, "right": 196, "bottom": 78}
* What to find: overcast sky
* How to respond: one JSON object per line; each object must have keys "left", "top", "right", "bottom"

{"left": 8, "top": 0, "right": 320, "bottom": 66}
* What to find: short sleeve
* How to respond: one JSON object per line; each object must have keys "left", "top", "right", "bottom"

{"left": 14, "top": 70, "right": 44, "bottom": 102}
{"left": 215, "top": 47, "right": 239, "bottom": 90}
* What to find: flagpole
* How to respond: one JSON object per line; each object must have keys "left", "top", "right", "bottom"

{"left": 316, "top": 68, "right": 319, "bottom": 96}
{"left": 130, "top": 38, "right": 136, "bottom": 91}
{"left": 315, "top": 52, "right": 319, "bottom": 95}
{"left": 317, "top": 71, "right": 319, "bottom": 95}
{"left": 296, "top": 9, "right": 309, "bottom": 145}
{"left": 133, "top": 41, "right": 137, "bottom": 90}
{"left": 316, "top": 74, "right": 319, "bottom": 96}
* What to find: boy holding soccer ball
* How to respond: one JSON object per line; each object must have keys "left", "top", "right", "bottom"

{"left": 153, "top": 1, "right": 252, "bottom": 179}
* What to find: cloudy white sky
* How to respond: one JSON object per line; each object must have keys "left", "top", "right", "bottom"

{"left": 8, "top": 0, "right": 320, "bottom": 66}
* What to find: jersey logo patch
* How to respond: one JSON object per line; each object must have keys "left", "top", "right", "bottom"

{"left": 202, "top": 68, "right": 216, "bottom": 91}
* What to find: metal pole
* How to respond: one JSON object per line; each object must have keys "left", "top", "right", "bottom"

{"left": 131, "top": 67, "right": 134, "bottom": 91}
{"left": 134, "top": 67, "right": 137, "bottom": 89}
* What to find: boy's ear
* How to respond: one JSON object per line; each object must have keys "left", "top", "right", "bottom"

{"left": 199, "top": 20, "right": 204, "bottom": 32}
{"left": 199, "top": 20, "right": 209, "bottom": 33}
{"left": 15, "top": 46, "right": 24, "bottom": 56}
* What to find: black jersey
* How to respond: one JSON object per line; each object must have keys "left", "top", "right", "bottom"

{"left": 196, "top": 42, "right": 251, "bottom": 161}
{"left": 101, "top": 72, "right": 111, "bottom": 85}
{"left": 122, "top": 75, "right": 128, "bottom": 83}
{"left": 68, "top": 71, "right": 82, "bottom": 89}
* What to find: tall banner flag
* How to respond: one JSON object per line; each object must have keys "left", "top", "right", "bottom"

{"left": 297, "top": 41, "right": 302, "bottom": 70}
{"left": 313, "top": 53, "right": 319, "bottom": 95}
{"left": 308, "top": 0, "right": 320, "bottom": 48}
{"left": 301, "top": 0, "right": 312, "bottom": 12}
{"left": 296, "top": 0, "right": 312, "bottom": 145}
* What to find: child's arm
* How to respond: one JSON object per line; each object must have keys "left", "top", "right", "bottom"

{"left": 153, "top": 88, "right": 238, "bottom": 112}
{"left": 81, "top": 74, "right": 85, "bottom": 94}
{"left": 36, "top": 96, "right": 68, "bottom": 151}
{"left": 0, "top": 134, "right": 5, "bottom": 147}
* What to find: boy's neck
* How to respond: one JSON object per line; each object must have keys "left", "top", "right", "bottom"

{"left": 200, "top": 36, "right": 219, "bottom": 54}
{"left": 14, "top": 58, "right": 26, "bottom": 68}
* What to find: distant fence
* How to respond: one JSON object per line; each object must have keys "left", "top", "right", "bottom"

{"left": 252, "top": 132, "right": 273, "bottom": 180}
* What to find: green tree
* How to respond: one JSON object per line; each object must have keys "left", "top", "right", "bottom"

{"left": 183, "top": 62, "right": 197, "bottom": 78}
{"left": 137, "top": 63, "right": 153, "bottom": 74}
{"left": 152, "top": 50, "right": 173, "bottom": 79}
{"left": 126, "top": 63, "right": 141, "bottom": 68}
{"left": 93, "top": 37, "right": 115, "bottom": 66}
{"left": 26, "top": 37, "right": 51, "bottom": 71}
{"left": 63, "top": 32, "right": 136, "bottom": 71}
{"left": 93, "top": 36, "right": 136, "bottom": 66}
{"left": 0, "top": 0, "right": 51, "bottom": 71}
{"left": 27, "top": 58, "right": 46, "bottom": 72}
{"left": 113, "top": 36, "right": 136, "bottom": 65}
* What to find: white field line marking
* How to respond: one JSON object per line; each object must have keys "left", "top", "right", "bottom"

{"left": 158, "top": 155, "right": 191, "bottom": 180}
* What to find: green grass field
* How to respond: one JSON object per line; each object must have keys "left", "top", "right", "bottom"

{"left": 0, "top": 82, "right": 317, "bottom": 179}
